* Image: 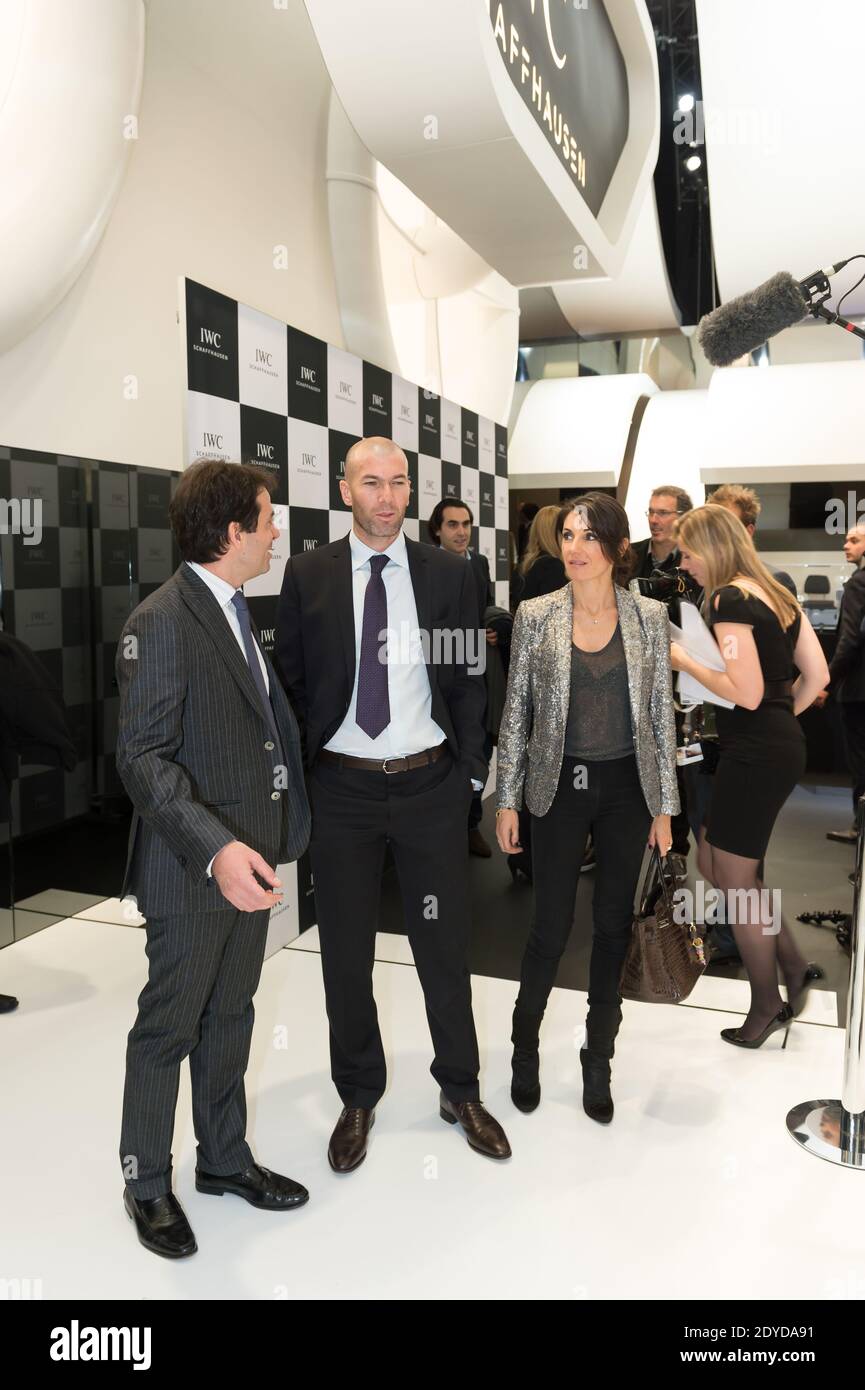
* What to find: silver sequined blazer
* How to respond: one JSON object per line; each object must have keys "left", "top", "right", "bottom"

{"left": 496, "top": 582, "right": 680, "bottom": 818}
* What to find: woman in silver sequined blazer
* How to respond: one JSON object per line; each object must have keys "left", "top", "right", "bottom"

{"left": 495, "top": 493, "right": 679, "bottom": 1126}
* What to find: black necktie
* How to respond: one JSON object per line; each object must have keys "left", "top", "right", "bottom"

{"left": 355, "top": 555, "right": 390, "bottom": 739}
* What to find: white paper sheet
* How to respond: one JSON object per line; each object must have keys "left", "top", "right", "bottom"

{"left": 669, "top": 601, "right": 735, "bottom": 709}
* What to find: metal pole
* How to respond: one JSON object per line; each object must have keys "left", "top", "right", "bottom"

{"left": 842, "top": 797, "right": 865, "bottom": 1111}
{"left": 787, "top": 795, "right": 865, "bottom": 1166}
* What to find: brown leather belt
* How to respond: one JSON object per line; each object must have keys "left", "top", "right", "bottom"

{"left": 316, "top": 742, "right": 448, "bottom": 774}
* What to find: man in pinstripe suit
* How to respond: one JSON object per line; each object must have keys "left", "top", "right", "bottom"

{"left": 115, "top": 460, "right": 311, "bottom": 1259}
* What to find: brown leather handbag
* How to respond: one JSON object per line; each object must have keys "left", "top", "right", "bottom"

{"left": 620, "top": 848, "right": 707, "bottom": 1003}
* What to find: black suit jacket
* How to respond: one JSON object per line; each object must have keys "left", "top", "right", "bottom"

{"left": 629, "top": 537, "right": 655, "bottom": 580}
{"left": 468, "top": 550, "right": 494, "bottom": 622}
{"left": 276, "top": 533, "right": 488, "bottom": 784}
{"left": 629, "top": 537, "right": 684, "bottom": 581}
{"left": 830, "top": 568, "right": 865, "bottom": 702}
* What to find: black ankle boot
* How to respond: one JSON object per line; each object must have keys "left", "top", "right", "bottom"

{"left": 510, "top": 1005, "right": 544, "bottom": 1113}
{"left": 580, "top": 1050, "right": 614, "bottom": 1123}
{"left": 580, "top": 999, "right": 622, "bottom": 1125}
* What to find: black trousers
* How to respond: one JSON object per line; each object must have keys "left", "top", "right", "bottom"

{"left": 120, "top": 906, "right": 270, "bottom": 1200}
{"left": 517, "top": 756, "right": 652, "bottom": 1014}
{"left": 840, "top": 701, "right": 865, "bottom": 819}
{"left": 671, "top": 708, "right": 690, "bottom": 856}
{"left": 468, "top": 732, "right": 495, "bottom": 830}
{"left": 309, "top": 749, "right": 481, "bottom": 1109}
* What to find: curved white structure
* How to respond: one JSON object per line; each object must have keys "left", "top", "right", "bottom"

{"left": 326, "top": 90, "right": 520, "bottom": 425}
{"left": 704, "top": 361, "right": 865, "bottom": 481}
{"left": 325, "top": 91, "right": 400, "bottom": 377}
{"left": 305, "top": 0, "right": 660, "bottom": 286}
{"left": 508, "top": 362, "right": 865, "bottom": 543}
{"left": 623, "top": 390, "right": 708, "bottom": 537}
{"left": 508, "top": 373, "right": 659, "bottom": 488}
{"left": 0, "top": 0, "right": 145, "bottom": 353}
{"left": 697, "top": 0, "right": 865, "bottom": 319}
{"left": 524, "top": 187, "right": 681, "bottom": 339}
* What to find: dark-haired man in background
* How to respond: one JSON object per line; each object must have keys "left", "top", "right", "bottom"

{"left": 427, "top": 497, "right": 511, "bottom": 857}
{"left": 115, "top": 459, "right": 310, "bottom": 1260}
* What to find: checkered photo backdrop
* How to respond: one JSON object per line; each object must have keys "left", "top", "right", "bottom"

{"left": 181, "top": 278, "right": 511, "bottom": 946}
{"left": 0, "top": 448, "right": 180, "bottom": 845}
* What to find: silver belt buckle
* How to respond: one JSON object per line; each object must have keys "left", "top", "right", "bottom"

{"left": 382, "top": 756, "right": 404, "bottom": 774}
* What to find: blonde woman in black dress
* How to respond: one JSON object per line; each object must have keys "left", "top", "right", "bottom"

{"left": 671, "top": 505, "right": 829, "bottom": 1048}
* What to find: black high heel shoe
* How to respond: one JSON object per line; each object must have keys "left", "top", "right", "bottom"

{"left": 786, "top": 963, "right": 825, "bottom": 1018}
{"left": 721, "top": 1003, "right": 794, "bottom": 1049}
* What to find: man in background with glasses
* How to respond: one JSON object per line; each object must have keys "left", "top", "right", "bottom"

{"left": 630, "top": 485, "right": 694, "bottom": 583}
{"left": 630, "top": 486, "right": 697, "bottom": 862}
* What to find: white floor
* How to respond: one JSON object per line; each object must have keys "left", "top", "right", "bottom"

{"left": 0, "top": 912, "right": 858, "bottom": 1301}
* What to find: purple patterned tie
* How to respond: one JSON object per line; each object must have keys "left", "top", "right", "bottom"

{"left": 355, "top": 554, "right": 390, "bottom": 739}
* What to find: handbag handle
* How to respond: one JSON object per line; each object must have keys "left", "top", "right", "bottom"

{"left": 655, "top": 847, "right": 678, "bottom": 908}
{"left": 639, "top": 845, "right": 677, "bottom": 918}
{"left": 653, "top": 848, "right": 704, "bottom": 953}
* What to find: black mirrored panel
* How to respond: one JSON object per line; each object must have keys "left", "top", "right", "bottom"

{"left": 0, "top": 449, "right": 179, "bottom": 943}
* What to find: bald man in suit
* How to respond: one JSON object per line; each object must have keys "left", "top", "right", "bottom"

{"left": 277, "top": 438, "right": 511, "bottom": 1172}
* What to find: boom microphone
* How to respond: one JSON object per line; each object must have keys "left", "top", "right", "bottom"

{"left": 697, "top": 258, "right": 861, "bottom": 367}
{"left": 697, "top": 272, "right": 809, "bottom": 367}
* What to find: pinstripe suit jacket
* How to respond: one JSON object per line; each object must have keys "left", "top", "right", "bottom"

{"left": 495, "top": 582, "right": 680, "bottom": 818}
{"left": 115, "top": 563, "right": 310, "bottom": 917}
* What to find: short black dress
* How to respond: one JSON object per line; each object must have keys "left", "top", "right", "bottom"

{"left": 704, "top": 584, "right": 805, "bottom": 859}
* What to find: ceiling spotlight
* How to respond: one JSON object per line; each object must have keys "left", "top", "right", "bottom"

{"left": 685, "top": 154, "right": 702, "bottom": 172}
{"left": 677, "top": 93, "right": 695, "bottom": 113}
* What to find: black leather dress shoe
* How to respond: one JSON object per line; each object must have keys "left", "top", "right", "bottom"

{"left": 439, "top": 1094, "right": 512, "bottom": 1159}
{"left": 328, "top": 1107, "right": 375, "bottom": 1172}
{"left": 0, "top": 994, "right": 19, "bottom": 1013}
{"left": 124, "top": 1189, "right": 197, "bottom": 1259}
{"left": 195, "top": 1162, "right": 309, "bottom": 1210}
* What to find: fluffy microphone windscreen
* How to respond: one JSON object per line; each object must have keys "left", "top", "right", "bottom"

{"left": 697, "top": 272, "right": 810, "bottom": 367}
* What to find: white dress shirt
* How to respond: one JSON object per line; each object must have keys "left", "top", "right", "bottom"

{"left": 325, "top": 528, "right": 447, "bottom": 758}
{"left": 186, "top": 561, "right": 269, "bottom": 692}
